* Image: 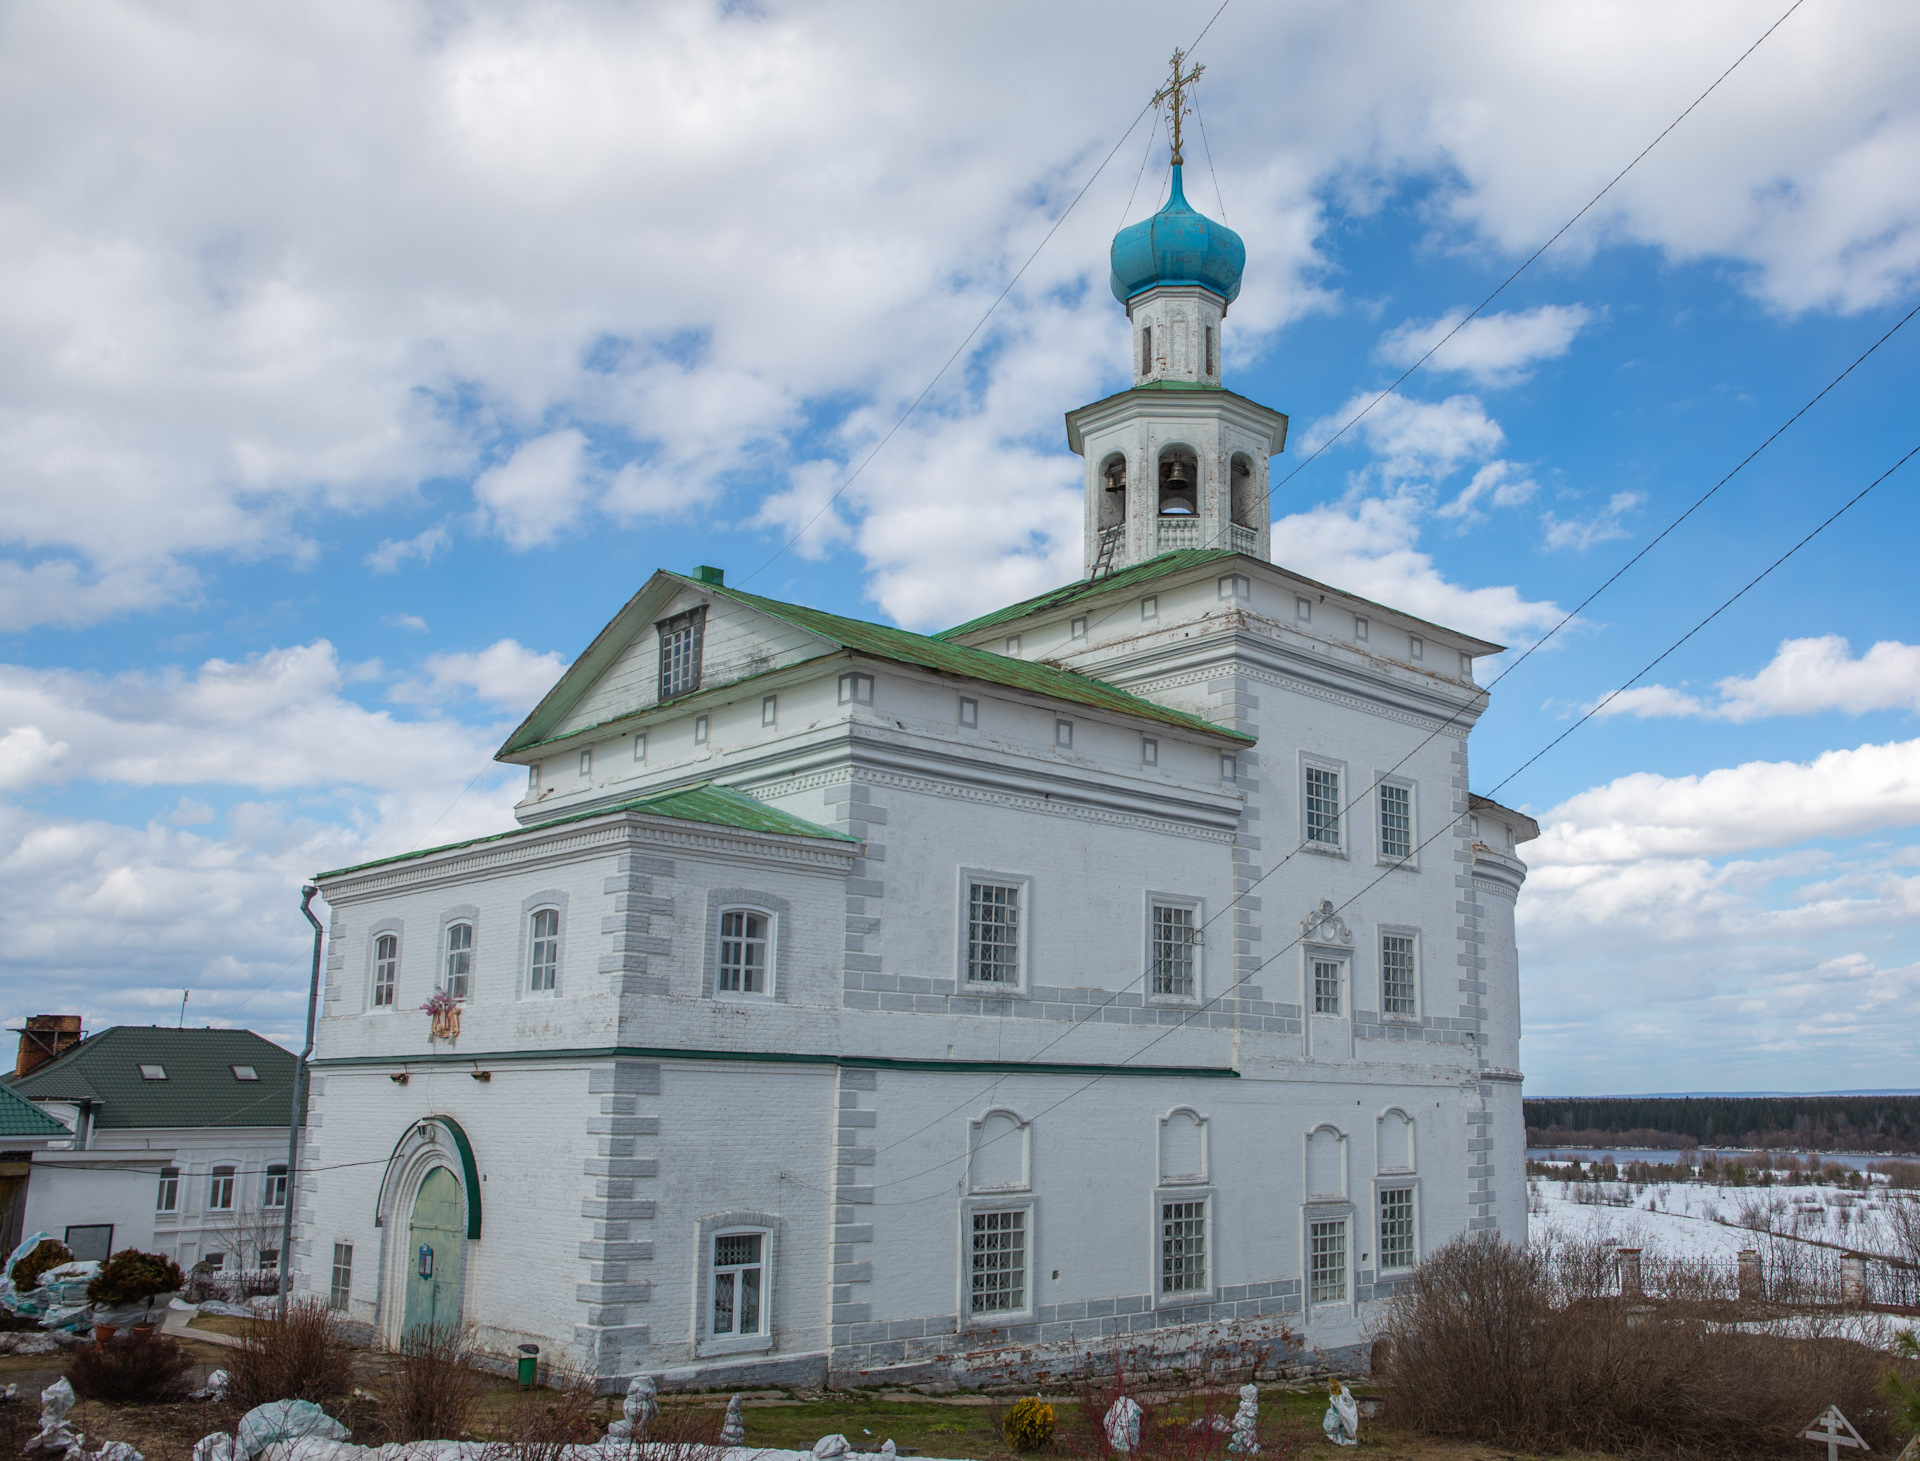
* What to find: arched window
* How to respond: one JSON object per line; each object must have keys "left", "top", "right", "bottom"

{"left": 1098, "top": 454, "right": 1128, "bottom": 532}
{"left": 1157, "top": 448, "right": 1198, "bottom": 516}
{"left": 444, "top": 923, "right": 473, "bottom": 1000}
{"left": 372, "top": 933, "right": 398, "bottom": 1008}
{"left": 1230, "top": 453, "right": 1257, "bottom": 527}
{"left": 528, "top": 908, "right": 561, "bottom": 993}
{"left": 717, "top": 909, "right": 770, "bottom": 995}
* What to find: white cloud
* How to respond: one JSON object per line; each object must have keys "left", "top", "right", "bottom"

{"left": 1436, "top": 460, "right": 1539, "bottom": 523}
{"left": 1541, "top": 490, "right": 1643, "bottom": 551}
{"left": 411, "top": 639, "right": 568, "bottom": 714}
{"left": 1378, "top": 303, "right": 1595, "bottom": 386}
{"left": 1307, "top": 392, "right": 1504, "bottom": 483}
{"left": 0, "top": 727, "right": 70, "bottom": 791}
{"left": 472, "top": 430, "right": 594, "bottom": 549}
{"left": 366, "top": 526, "right": 451, "bottom": 573}
{"left": 1594, "top": 635, "right": 1920, "bottom": 723}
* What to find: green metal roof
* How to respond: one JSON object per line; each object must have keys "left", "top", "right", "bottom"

{"left": 0, "top": 1079, "right": 72, "bottom": 1138}
{"left": 701, "top": 579, "right": 1252, "bottom": 745}
{"left": 936, "top": 549, "right": 1237, "bottom": 640}
{"left": 316, "top": 781, "right": 856, "bottom": 881}
{"left": 7, "top": 1027, "right": 295, "bottom": 1131}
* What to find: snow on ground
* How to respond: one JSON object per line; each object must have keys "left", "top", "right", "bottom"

{"left": 1529, "top": 1178, "right": 1915, "bottom": 1263}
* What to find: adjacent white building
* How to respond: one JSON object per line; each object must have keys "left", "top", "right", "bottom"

{"left": 297, "top": 157, "right": 1539, "bottom": 1389}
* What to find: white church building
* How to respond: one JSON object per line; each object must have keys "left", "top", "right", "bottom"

{"left": 298, "top": 147, "right": 1538, "bottom": 1390}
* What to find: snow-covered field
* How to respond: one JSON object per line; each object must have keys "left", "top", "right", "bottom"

{"left": 1529, "top": 1176, "right": 1916, "bottom": 1263}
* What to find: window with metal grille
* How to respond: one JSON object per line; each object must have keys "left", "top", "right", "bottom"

{"left": 263, "top": 1164, "right": 287, "bottom": 1209}
{"left": 1310, "top": 1219, "right": 1347, "bottom": 1303}
{"left": 373, "top": 933, "right": 398, "bottom": 1007}
{"left": 712, "top": 1232, "right": 764, "bottom": 1335}
{"left": 1306, "top": 766, "right": 1340, "bottom": 845}
{"left": 966, "top": 883, "right": 1020, "bottom": 984}
{"left": 1379, "top": 783, "right": 1411, "bottom": 861}
{"left": 444, "top": 923, "right": 473, "bottom": 1000}
{"left": 970, "top": 1209, "right": 1026, "bottom": 1314}
{"left": 156, "top": 1167, "right": 179, "bottom": 1213}
{"left": 1152, "top": 904, "right": 1196, "bottom": 997}
{"left": 1379, "top": 1189, "right": 1415, "bottom": 1272}
{"left": 1314, "top": 959, "right": 1342, "bottom": 1015}
{"left": 208, "top": 1166, "right": 235, "bottom": 1211}
{"left": 1381, "top": 935, "right": 1416, "bottom": 1016}
{"left": 529, "top": 908, "right": 560, "bottom": 992}
{"left": 657, "top": 608, "right": 705, "bottom": 700}
{"left": 1161, "top": 1199, "right": 1207, "bottom": 1293}
{"left": 718, "top": 910, "right": 769, "bottom": 994}
{"left": 330, "top": 1243, "right": 353, "bottom": 1312}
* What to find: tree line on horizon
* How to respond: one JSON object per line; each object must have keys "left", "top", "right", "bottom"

{"left": 1524, "top": 1095, "right": 1920, "bottom": 1154}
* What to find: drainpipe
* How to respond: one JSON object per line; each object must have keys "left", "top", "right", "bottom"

{"left": 278, "top": 885, "right": 324, "bottom": 1320}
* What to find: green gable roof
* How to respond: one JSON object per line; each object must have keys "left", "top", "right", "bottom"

{"left": 934, "top": 549, "right": 1237, "bottom": 640}
{"left": 0, "top": 1079, "right": 72, "bottom": 1139}
{"left": 7, "top": 1027, "right": 296, "bottom": 1131}
{"left": 316, "top": 781, "right": 855, "bottom": 881}
{"left": 699, "top": 579, "right": 1252, "bottom": 746}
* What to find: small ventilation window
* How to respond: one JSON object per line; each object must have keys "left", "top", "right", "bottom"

{"left": 231, "top": 1065, "right": 260, "bottom": 1082}
{"left": 139, "top": 1064, "right": 167, "bottom": 1081}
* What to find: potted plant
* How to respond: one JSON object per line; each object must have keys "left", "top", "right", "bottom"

{"left": 421, "top": 989, "right": 460, "bottom": 1041}
{"left": 87, "top": 1249, "right": 185, "bottom": 1339}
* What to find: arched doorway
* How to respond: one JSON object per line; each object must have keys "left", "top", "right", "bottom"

{"left": 403, "top": 1166, "right": 465, "bottom": 1337}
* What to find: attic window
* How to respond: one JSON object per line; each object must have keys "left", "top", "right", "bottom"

{"left": 232, "top": 1065, "right": 260, "bottom": 1082}
{"left": 139, "top": 1064, "right": 167, "bottom": 1081}
{"left": 657, "top": 606, "right": 707, "bottom": 700}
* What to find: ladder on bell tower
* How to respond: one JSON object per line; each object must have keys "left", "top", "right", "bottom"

{"left": 1090, "top": 525, "right": 1124, "bottom": 581}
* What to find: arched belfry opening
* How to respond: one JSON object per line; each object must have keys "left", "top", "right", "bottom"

{"left": 1158, "top": 448, "right": 1198, "bottom": 517}
{"left": 1099, "top": 454, "right": 1128, "bottom": 532}
{"left": 1230, "top": 453, "right": 1257, "bottom": 529}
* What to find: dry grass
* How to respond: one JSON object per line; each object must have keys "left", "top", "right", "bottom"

{"left": 477, "top": 1363, "right": 603, "bottom": 1461}
{"left": 370, "top": 1325, "right": 494, "bottom": 1443}
{"left": 1377, "top": 1231, "right": 1904, "bottom": 1460}
{"left": 226, "top": 1296, "right": 354, "bottom": 1409}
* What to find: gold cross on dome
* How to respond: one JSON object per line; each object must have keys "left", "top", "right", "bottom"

{"left": 1153, "top": 48, "right": 1205, "bottom": 166}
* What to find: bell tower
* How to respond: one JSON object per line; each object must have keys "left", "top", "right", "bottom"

{"left": 1065, "top": 53, "right": 1287, "bottom": 578}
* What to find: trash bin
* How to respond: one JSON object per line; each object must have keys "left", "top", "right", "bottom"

{"left": 517, "top": 1343, "right": 539, "bottom": 1389}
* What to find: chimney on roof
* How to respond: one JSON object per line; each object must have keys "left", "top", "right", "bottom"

{"left": 14, "top": 1014, "right": 82, "bottom": 1078}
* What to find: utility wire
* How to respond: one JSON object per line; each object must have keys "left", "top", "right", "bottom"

{"left": 1194, "top": 85, "right": 1227, "bottom": 219}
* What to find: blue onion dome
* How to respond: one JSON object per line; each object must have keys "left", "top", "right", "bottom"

{"left": 1109, "top": 164, "right": 1245, "bottom": 306}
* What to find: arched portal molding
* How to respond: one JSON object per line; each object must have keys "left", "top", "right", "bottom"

{"left": 374, "top": 1114, "right": 482, "bottom": 1240}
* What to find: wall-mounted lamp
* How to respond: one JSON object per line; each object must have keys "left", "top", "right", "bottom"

{"left": 470, "top": 1070, "right": 491, "bottom": 1082}
{"left": 389, "top": 1073, "right": 409, "bottom": 1085}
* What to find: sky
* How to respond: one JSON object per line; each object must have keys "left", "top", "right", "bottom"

{"left": 1, "top": 0, "right": 1918, "bottom": 1097}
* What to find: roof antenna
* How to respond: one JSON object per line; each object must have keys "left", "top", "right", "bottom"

{"left": 178, "top": 990, "right": 189, "bottom": 1029}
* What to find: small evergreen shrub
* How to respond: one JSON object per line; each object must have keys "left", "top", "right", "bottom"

{"left": 87, "top": 1249, "right": 185, "bottom": 1306}
{"left": 1004, "top": 1397, "right": 1057, "bottom": 1451}
{"left": 11, "top": 1239, "right": 72, "bottom": 1290}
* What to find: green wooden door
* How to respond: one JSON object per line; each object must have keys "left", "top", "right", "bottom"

{"left": 403, "top": 1166, "right": 464, "bottom": 1339}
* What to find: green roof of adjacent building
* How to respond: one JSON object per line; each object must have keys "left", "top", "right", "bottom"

{"left": 6, "top": 1027, "right": 296, "bottom": 1131}
{"left": 0, "top": 1079, "right": 72, "bottom": 1138}
{"left": 934, "top": 549, "right": 1238, "bottom": 640}
{"left": 316, "top": 780, "right": 856, "bottom": 881}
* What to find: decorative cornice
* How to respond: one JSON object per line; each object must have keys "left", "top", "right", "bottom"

{"left": 1300, "top": 899, "right": 1353, "bottom": 947}
{"left": 1130, "top": 659, "right": 1473, "bottom": 741}
{"left": 846, "top": 764, "right": 1234, "bottom": 844}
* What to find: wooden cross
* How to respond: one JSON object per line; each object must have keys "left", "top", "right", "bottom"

{"left": 1802, "top": 1406, "right": 1869, "bottom": 1461}
{"left": 1152, "top": 48, "right": 1205, "bottom": 166}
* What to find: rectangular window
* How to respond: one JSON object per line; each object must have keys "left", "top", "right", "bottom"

{"left": 263, "top": 1164, "right": 287, "bottom": 1209}
{"left": 1379, "top": 1189, "right": 1416, "bottom": 1272}
{"left": 1160, "top": 1199, "right": 1207, "bottom": 1293}
{"left": 761, "top": 695, "right": 777, "bottom": 727}
{"left": 1306, "top": 765, "right": 1340, "bottom": 845}
{"left": 64, "top": 1225, "right": 112, "bottom": 1262}
{"left": 1379, "top": 784, "right": 1412, "bottom": 861}
{"left": 330, "top": 1243, "right": 353, "bottom": 1312}
{"left": 1218, "top": 574, "right": 1250, "bottom": 601}
{"left": 1141, "top": 327, "right": 1152, "bottom": 375}
{"left": 1004, "top": 635, "right": 1022, "bottom": 657}
{"left": 657, "top": 607, "right": 705, "bottom": 700}
{"left": 528, "top": 764, "right": 540, "bottom": 795}
{"left": 1220, "top": 753, "right": 1237, "bottom": 783}
{"left": 1205, "top": 325, "right": 1216, "bottom": 376}
{"left": 633, "top": 733, "right": 647, "bottom": 762}
{"left": 1151, "top": 904, "right": 1196, "bottom": 998}
{"left": 1054, "top": 720, "right": 1073, "bottom": 749}
{"left": 156, "top": 1167, "right": 179, "bottom": 1214}
{"left": 712, "top": 1232, "right": 764, "bottom": 1336}
{"left": 1309, "top": 1219, "right": 1348, "bottom": 1303}
{"left": 718, "top": 909, "right": 769, "bottom": 994}
{"left": 208, "top": 1167, "right": 236, "bottom": 1212}
{"left": 578, "top": 748, "right": 592, "bottom": 778}
{"left": 1070, "top": 615, "right": 1087, "bottom": 641}
{"left": 444, "top": 923, "right": 473, "bottom": 1000}
{"left": 529, "top": 908, "right": 561, "bottom": 992}
{"left": 970, "top": 1209, "right": 1026, "bottom": 1315}
{"left": 694, "top": 713, "right": 709, "bottom": 745}
{"left": 1297, "top": 596, "right": 1312, "bottom": 622}
{"left": 373, "top": 933, "right": 398, "bottom": 1008}
{"left": 1142, "top": 736, "right": 1158, "bottom": 767}
{"left": 231, "top": 1065, "right": 259, "bottom": 1081}
{"left": 1409, "top": 634, "right": 1424, "bottom": 661}
{"left": 139, "top": 1064, "right": 167, "bottom": 1081}
{"left": 260, "top": 1248, "right": 280, "bottom": 1272}
{"left": 838, "top": 672, "right": 874, "bottom": 705}
{"left": 959, "top": 696, "right": 978, "bottom": 728}
{"left": 1460, "top": 651, "right": 1474, "bottom": 679}
{"left": 1313, "top": 959, "right": 1342, "bottom": 1016}
{"left": 1354, "top": 616, "right": 1368, "bottom": 642}
{"left": 1382, "top": 935, "right": 1416, "bottom": 1016}
{"left": 966, "top": 882, "right": 1020, "bottom": 985}
{"left": 1141, "top": 595, "right": 1158, "bottom": 621}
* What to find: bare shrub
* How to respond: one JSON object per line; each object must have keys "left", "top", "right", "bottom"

{"left": 227, "top": 1296, "right": 354, "bottom": 1408}
{"left": 374, "top": 1325, "right": 493, "bottom": 1443}
{"left": 480, "top": 1364, "right": 602, "bottom": 1461}
{"left": 1377, "top": 1231, "right": 1898, "bottom": 1459}
{"left": 1057, "top": 1346, "right": 1255, "bottom": 1461}
{"left": 66, "top": 1331, "right": 195, "bottom": 1403}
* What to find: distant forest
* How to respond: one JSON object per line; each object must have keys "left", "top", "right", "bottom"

{"left": 1524, "top": 1095, "right": 1920, "bottom": 1154}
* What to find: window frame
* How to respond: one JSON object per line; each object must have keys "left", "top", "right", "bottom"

{"left": 1054, "top": 719, "right": 1073, "bottom": 750}
{"left": 1069, "top": 615, "right": 1087, "bottom": 641}
{"left": 1217, "top": 573, "right": 1250, "bottom": 601}
{"left": 156, "top": 1166, "right": 180, "bottom": 1215}
{"left": 837, "top": 671, "right": 875, "bottom": 706}
{"left": 1140, "top": 595, "right": 1158, "bottom": 622}
{"left": 441, "top": 918, "right": 476, "bottom": 1002}
{"left": 527, "top": 906, "right": 562, "bottom": 996}
{"left": 1376, "top": 1182, "right": 1420, "bottom": 1276}
{"left": 960, "top": 1198, "right": 1037, "bottom": 1327}
{"left": 329, "top": 1242, "right": 353, "bottom": 1312}
{"left": 761, "top": 694, "right": 778, "bottom": 728}
{"left": 1296, "top": 596, "right": 1312, "bottom": 622}
{"left": 693, "top": 1210, "right": 779, "bottom": 1358}
{"left": 1145, "top": 893, "right": 1203, "bottom": 1005}
{"left": 263, "top": 1163, "right": 288, "bottom": 1209}
{"left": 633, "top": 731, "right": 647, "bottom": 763}
{"left": 578, "top": 747, "right": 592, "bottom": 778}
{"left": 1409, "top": 633, "right": 1424, "bottom": 662}
{"left": 958, "top": 695, "right": 978, "bottom": 729}
{"left": 1378, "top": 926, "right": 1420, "bottom": 1020}
{"left": 714, "top": 905, "right": 776, "bottom": 1001}
{"left": 957, "top": 868, "right": 1030, "bottom": 994}
{"left": 693, "top": 712, "right": 709, "bottom": 746}
{"left": 709, "top": 1229, "right": 769, "bottom": 1342}
{"left": 1311, "top": 955, "right": 1344, "bottom": 1016}
{"left": 208, "top": 1164, "right": 237, "bottom": 1212}
{"left": 656, "top": 605, "right": 707, "bottom": 701}
{"left": 1299, "top": 753, "right": 1349, "bottom": 857}
{"left": 1306, "top": 1213, "right": 1351, "bottom": 1309}
{"left": 1142, "top": 736, "right": 1158, "bottom": 767}
{"left": 369, "top": 922, "right": 402, "bottom": 1011}
{"left": 1374, "top": 776, "right": 1418, "bottom": 869}
{"left": 1354, "top": 615, "right": 1369, "bottom": 643}
{"left": 1152, "top": 1187, "right": 1214, "bottom": 1305}
{"left": 1003, "top": 635, "right": 1022, "bottom": 657}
